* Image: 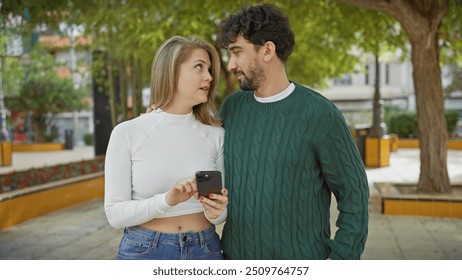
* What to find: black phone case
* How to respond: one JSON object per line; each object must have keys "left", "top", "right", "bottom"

{"left": 196, "top": 171, "right": 222, "bottom": 197}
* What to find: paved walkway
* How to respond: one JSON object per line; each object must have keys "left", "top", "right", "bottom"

{"left": 0, "top": 147, "right": 461, "bottom": 259}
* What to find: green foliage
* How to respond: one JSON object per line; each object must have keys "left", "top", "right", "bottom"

{"left": 0, "top": 0, "right": 71, "bottom": 28}
{"left": 83, "top": 133, "right": 93, "bottom": 146}
{"left": 444, "top": 65, "right": 462, "bottom": 95}
{"left": 0, "top": 56, "right": 24, "bottom": 96}
{"left": 5, "top": 0, "right": 462, "bottom": 125}
{"left": 5, "top": 47, "right": 88, "bottom": 142}
{"left": 42, "top": 125, "right": 59, "bottom": 143}
{"left": 440, "top": 0, "right": 462, "bottom": 67}
{"left": 67, "top": 0, "right": 389, "bottom": 109}
{"left": 386, "top": 109, "right": 460, "bottom": 138}
{"left": 384, "top": 105, "right": 401, "bottom": 125}
{"left": 7, "top": 47, "right": 88, "bottom": 115}
{"left": 445, "top": 110, "right": 460, "bottom": 135}
{"left": 1, "top": 11, "right": 26, "bottom": 96}
{"left": 387, "top": 110, "right": 418, "bottom": 138}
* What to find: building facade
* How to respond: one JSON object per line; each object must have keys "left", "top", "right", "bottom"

{"left": 320, "top": 56, "right": 462, "bottom": 131}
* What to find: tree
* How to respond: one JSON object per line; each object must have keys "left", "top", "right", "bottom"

{"left": 71, "top": 0, "right": 369, "bottom": 123}
{"left": 2, "top": 0, "right": 370, "bottom": 126}
{"left": 6, "top": 47, "right": 88, "bottom": 142}
{"left": 338, "top": 0, "right": 455, "bottom": 193}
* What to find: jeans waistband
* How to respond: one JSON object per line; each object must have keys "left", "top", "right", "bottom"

{"left": 125, "top": 225, "right": 216, "bottom": 243}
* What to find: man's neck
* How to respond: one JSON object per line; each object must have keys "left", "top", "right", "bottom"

{"left": 254, "top": 76, "right": 290, "bottom": 98}
{"left": 255, "top": 78, "right": 290, "bottom": 98}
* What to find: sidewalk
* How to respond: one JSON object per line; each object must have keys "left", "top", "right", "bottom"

{"left": 0, "top": 148, "right": 461, "bottom": 259}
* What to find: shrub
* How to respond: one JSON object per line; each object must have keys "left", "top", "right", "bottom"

{"left": 386, "top": 109, "right": 460, "bottom": 138}
{"left": 42, "top": 125, "right": 59, "bottom": 143}
{"left": 445, "top": 110, "right": 460, "bottom": 135}
{"left": 384, "top": 105, "right": 401, "bottom": 125}
{"left": 387, "top": 110, "right": 418, "bottom": 138}
{"left": 83, "top": 133, "right": 93, "bottom": 146}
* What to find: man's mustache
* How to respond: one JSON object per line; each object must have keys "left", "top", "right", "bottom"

{"left": 232, "top": 70, "right": 245, "bottom": 76}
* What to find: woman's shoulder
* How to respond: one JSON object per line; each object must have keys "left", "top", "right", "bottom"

{"left": 111, "top": 113, "right": 156, "bottom": 136}
{"left": 195, "top": 120, "right": 225, "bottom": 138}
{"left": 198, "top": 121, "right": 224, "bottom": 133}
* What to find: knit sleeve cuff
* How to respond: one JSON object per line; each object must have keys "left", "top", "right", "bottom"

{"left": 204, "top": 207, "right": 227, "bottom": 225}
{"left": 328, "top": 250, "right": 345, "bottom": 260}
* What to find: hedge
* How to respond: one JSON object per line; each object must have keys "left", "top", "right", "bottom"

{"left": 385, "top": 108, "right": 460, "bottom": 138}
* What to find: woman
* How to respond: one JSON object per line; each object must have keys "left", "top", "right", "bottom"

{"left": 104, "top": 36, "right": 228, "bottom": 260}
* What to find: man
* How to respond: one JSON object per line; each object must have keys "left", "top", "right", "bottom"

{"left": 218, "top": 3, "right": 369, "bottom": 259}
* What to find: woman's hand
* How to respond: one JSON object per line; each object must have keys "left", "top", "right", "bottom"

{"left": 165, "top": 177, "right": 197, "bottom": 206}
{"left": 199, "top": 188, "right": 228, "bottom": 220}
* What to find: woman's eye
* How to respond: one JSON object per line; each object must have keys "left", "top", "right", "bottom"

{"left": 195, "top": 64, "right": 202, "bottom": 69}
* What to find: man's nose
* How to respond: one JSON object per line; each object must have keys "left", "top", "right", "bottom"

{"left": 227, "top": 56, "right": 236, "bottom": 72}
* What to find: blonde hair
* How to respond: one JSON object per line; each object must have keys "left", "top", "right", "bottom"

{"left": 150, "top": 36, "right": 221, "bottom": 126}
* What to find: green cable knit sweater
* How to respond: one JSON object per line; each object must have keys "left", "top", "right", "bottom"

{"left": 219, "top": 83, "right": 369, "bottom": 260}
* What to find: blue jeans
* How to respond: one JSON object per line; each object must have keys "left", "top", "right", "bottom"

{"left": 116, "top": 225, "right": 223, "bottom": 260}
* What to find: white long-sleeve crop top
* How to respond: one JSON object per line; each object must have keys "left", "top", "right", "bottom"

{"left": 104, "top": 109, "right": 225, "bottom": 229}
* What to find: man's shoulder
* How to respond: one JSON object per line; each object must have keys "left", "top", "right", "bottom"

{"left": 293, "top": 83, "right": 331, "bottom": 105}
{"left": 220, "top": 90, "right": 250, "bottom": 116}
{"left": 292, "top": 82, "right": 344, "bottom": 119}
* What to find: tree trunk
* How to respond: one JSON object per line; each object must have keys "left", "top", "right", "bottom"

{"left": 411, "top": 36, "right": 450, "bottom": 193}
{"left": 119, "top": 59, "right": 128, "bottom": 122}
{"left": 32, "top": 115, "right": 44, "bottom": 143}
{"left": 369, "top": 54, "right": 385, "bottom": 137}
{"left": 131, "top": 58, "right": 140, "bottom": 118}
{"left": 107, "top": 57, "right": 117, "bottom": 128}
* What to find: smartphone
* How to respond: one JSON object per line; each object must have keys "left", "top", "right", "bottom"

{"left": 195, "top": 171, "right": 222, "bottom": 198}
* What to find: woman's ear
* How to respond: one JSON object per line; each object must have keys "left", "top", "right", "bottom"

{"left": 262, "top": 41, "right": 276, "bottom": 62}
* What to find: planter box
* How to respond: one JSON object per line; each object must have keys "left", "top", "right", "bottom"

{"left": 13, "top": 143, "right": 65, "bottom": 152}
{"left": 397, "top": 138, "right": 420, "bottom": 148}
{"left": 0, "top": 171, "right": 104, "bottom": 230}
{"left": 374, "top": 183, "right": 462, "bottom": 218}
{"left": 365, "top": 136, "right": 391, "bottom": 167}
{"left": 448, "top": 140, "right": 462, "bottom": 150}
{"left": 389, "top": 134, "right": 399, "bottom": 152}
{"left": 397, "top": 138, "right": 462, "bottom": 150}
{"left": 0, "top": 141, "right": 12, "bottom": 166}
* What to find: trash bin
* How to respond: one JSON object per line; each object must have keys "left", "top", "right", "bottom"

{"left": 353, "top": 125, "right": 370, "bottom": 163}
{"left": 64, "top": 129, "right": 74, "bottom": 150}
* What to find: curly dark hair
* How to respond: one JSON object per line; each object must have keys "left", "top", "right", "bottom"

{"left": 219, "top": 3, "right": 295, "bottom": 63}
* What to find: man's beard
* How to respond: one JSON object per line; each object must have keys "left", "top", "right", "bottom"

{"left": 237, "top": 60, "right": 264, "bottom": 91}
